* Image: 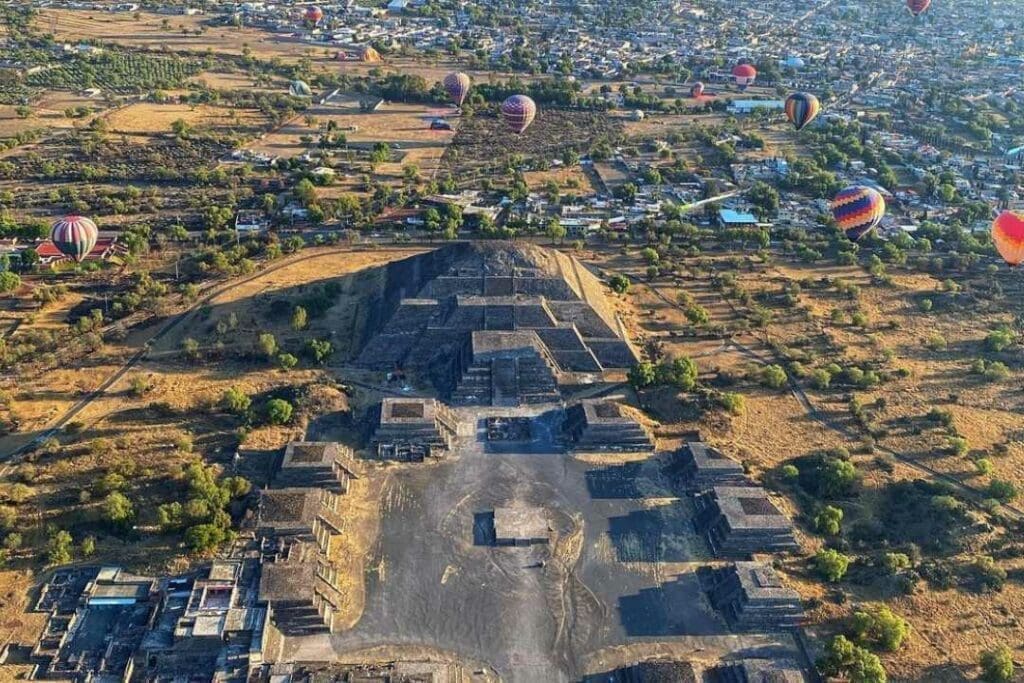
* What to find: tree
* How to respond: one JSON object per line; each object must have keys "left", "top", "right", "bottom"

{"left": 102, "top": 492, "right": 135, "bottom": 528}
{"left": 815, "top": 505, "right": 843, "bottom": 536}
{"left": 657, "top": 357, "right": 698, "bottom": 391}
{"left": 851, "top": 605, "right": 910, "bottom": 652}
{"left": 987, "top": 479, "right": 1017, "bottom": 503}
{"left": 609, "top": 274, "right": 630, "bottom": 294}
{"left": 719, "top": 392, "right": 745, "bottom": 415}
{"left": 80, "top": 535, "right": 96, "bottom": 557}
{"left": 265, "top": 398, "right": 293, "bottom": 425}
{"left": 759, "top": 364, "right": 788, "bottom": 389}
{"left": 277, "top": 353, "right": 298, "bottom": 370}
{"left": 980, "top": 645, "right": 1014, "bottom": 683}
{"left": 809, "top": 368, "right": 832, "bottom": 390}
{"left": 257, "top": 333, "right": 278, "bottom": 359}
{"left": 47, "top": 529, "right": 73, "bottom": 565}
{"left": 815, "top": 548, "right": 850, "bottom": 582}
{"left": 546, "top": 219, "right": 566, "bottom": 244}
{"left": 221, "top": 387, "right": 251, "bottom": 415}
{"left": 818, "top": 636, "right": 887, "bottom": 683}
{"left": 185, "top": 523, "right": 232, "bottom": 553}
{"left": 628, "top": 362, "right": 656, "bottom": 389}
{"left": 291, "top": 306, "right": 308, "bottom": 331}
{"left": 304, "top": 339, "right": 333, "bottom": 364}
{"left": 0, "top": 271, "right": 20, "bottom": 293}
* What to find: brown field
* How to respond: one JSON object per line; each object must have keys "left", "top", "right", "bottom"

{"left": 523, "top": 166, "right": 598, "bottom": 194}
{"left": 0, "top": 93, "right": 111, "bottom": 139}
{"left": 104, "top": 101, "right": 268, "bottom": 135}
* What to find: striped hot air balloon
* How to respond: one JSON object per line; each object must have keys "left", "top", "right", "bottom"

{"left": 992, "top": 211, "right": 1024, "bottom": 266}
{"left": 443, "top": 72, "right": 471, "bottom": 107}
{"left": 906, "top": 0, "right": 931, "bottom": 16}
{"left": 50, "top": 215, "right": 98, "bottom": 263}
{"left": 690, "top": 82, "right": 705, "bottom": 98}
{"left": 785, "top": 92, "right": 821, "bottom": 131}
{"left": 289, "top": 80, "right": 312, "bottom": 98}
{"left": 500, "top": 95, "right": 536, "bottom": 134}
{"left": 831, "top": 186, "right": 886, "bottom": 242}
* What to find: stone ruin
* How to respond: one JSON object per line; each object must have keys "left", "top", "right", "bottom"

{"left": 355, "top": 243, "right": 636, "bottom": 406}
{"left": 694, "top": 486, "right": 799, "bottom": 557}
{"left": 672, "top": 440, "right": 748, "bottom": 490}
{"left": 705, "top": 561, "right": 804, "bottom": 630}
{"left": 370, "top": 397, "right": 458, "bottom": 461}
{"left": 564, "top": 398, "right": 654, "bottom": 452}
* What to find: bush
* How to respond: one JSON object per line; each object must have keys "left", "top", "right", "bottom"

{"left": 718, "top": 392, "right": 745, "bottom": 415}
{"left": 304, "top": 339, "right": 334, "bottom": 364}
{"left": 221, "top": 387, "right": 251, "bottom": 415}
{"left": 759, "top": 364, "right": 788, "bottom": 390}
{"left": 974, "top": 458, "right": 994, "bottom": 476}
{"left": 628, "top": 362, "right": 656, "bottom": 389}
{"left": 815, "top": 505, "right": 844, "bottom": 536}
{"left": 987, "top": 479, "right": 1017, "bottom": 503}
{"left": 798, "top": 452, "right": 858, "bottom": 498}
{"left": 291, "top": 305, "right": 308, "bottom": 331}
{"left": 102, "top": 492, "right": 135, "bottom": 528}
{"left": 970, "top": 555, "right": 1007, "bottom": 593}
{"left": 655, "top": 357, "right": 698, "bottom": 391}
{"left": 980, "top": 645, "right": 1014, "bottom": 683}
{"left": 817, "top": 636, "right": 886, "bottom": 683}
{"left": 985, "top": 327, "right": 1015, "bottom": 352}
{"left": 925, "top": 333, "right": 947, "bottom": 351}
{"left": 815, "top": 548, "right": 850, "bottom": 582}
{"left": 851, "top": 604, "right": 910, "bottom": 652}
{"left": 257, "top": 332, "right": 278, "bottom": 359}
{"left": 984, "top": 361, "right": 1011, "bottom": 382}
{"left": 947, "top": 436, "right": 969, "bottom": 457}
{"left": 882, "top": 552, "right": 911, "bottom": 573}
{"left": 265, "top": 398, "right": 293, "bottom": 425}
{"left": 609, "top": 274, "right": 630, "bottom": 294}
{"left": 47, "top": 529, "right": 73, "bottom": 565}
{"left": 184, "top": 523, "right": 233, "bottom": 553}
{"left": 277, "top": 353, "right": 298, "bottom": 370}
{"left": 809, "top": 368, "right": 832, "bottom": 390}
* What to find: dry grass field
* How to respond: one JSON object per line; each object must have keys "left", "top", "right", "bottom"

{"left": 104, "top": 101, "right": 268, "bottom": 136}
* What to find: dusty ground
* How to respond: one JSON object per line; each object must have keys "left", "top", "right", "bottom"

{"left": 104, "top": 102, "right": 268, "bottom": 136}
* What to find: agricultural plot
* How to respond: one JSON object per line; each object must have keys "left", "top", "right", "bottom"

{"left": 26, "top": 52, "right": 205, "bottom": 95}
{"left": 105, "top": 102, "right": 269, "bottom": 137}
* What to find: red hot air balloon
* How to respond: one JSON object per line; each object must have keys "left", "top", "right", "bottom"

{"left": 690, "top": 82, "right": 705, "bottom": 98}
{"left": 500, "top": 95, "right": 536, "bottom": 134}
{"left": 305, "top": 5, "right": 323, "bottom": 23}
{"left": 732, "top": 64, "right": 757, "bottom": 91}
{"left": 443, "top": 72, "right": 471, "bottom": 107}
{"left": 992, "top": 211, "right": 1024, "bottom": 266}
{"left": 50, "top": 215, "right": 99, "bottom": 263}
{"left": 906, "top": 0, "right": 931, "bottom": 16}
{"left": 831, "top": 186, "right": 886, "bottom": 242}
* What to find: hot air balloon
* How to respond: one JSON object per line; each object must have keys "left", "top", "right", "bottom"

{"left": 50, "top": 215, "right": 98, "bottom": 263}
{"left": 500, "top": 95, "right": 536, "bottom": 134}
{"left": 289, "top": 80, "right": 312, "bottom": 98}
{"left": 305, "top": 5, "right": 323, "bottom": 23}
{"left": 992, "top": 211, "right": 1024, "bottom": 266}
{"left": 690, "top": 82, "right": 705, "bottom": 98}
{"left": 906, "top": 0, "right": 930, "bottom": 16}
{"left": 732, "top": 64, "right": 757, "bottom": 91}
{"left": 443, "top": 72, "right": 471, "bottom": 107}
{"left": 785, "top": 92, "right": 821, "bottom": 131}
{"left": 831, "top": 186, "right": 886, "bottom": 242}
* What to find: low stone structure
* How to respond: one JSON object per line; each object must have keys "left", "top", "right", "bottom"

{"left": 564, "top": 399, "right": 653, "bottom": 452}
{"left": 612, "top": 659, "right": 700, "bottom": 682}
{"left": 694, "top": 486, "right": 799, "bottom": 556}
{"left": 673, "top": 441, "right": 748, "bottom": 490}
{"left": 371, "top": 397, "right": 458, "bottom": 460}
{"left": 712, "top": 658, "right": 806, "bottom": 682}
{"left": 256, "top": 488, "right": 344, "bottom": 555}
{"left": 706, "top": 562, "right": 804, "bottom": 630}
{"left": 274, "top": 442, "right": 358, "bottom": 493}
{"left": 492, "top": 506, "right": 549, "bottom": 546}
{"left": 258, "top": 539, "right": 344, "bottom": 635}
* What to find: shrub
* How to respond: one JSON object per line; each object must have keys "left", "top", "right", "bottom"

{"left": 809, "top": 368, "right": 832, "bottom": 390}
{"left": 817, "top": 636, "right": 886, "bottom": 683}
{"left": 984, "top": 361, "right": 1011, "bottom": 382}
{"left": 220, "top": 387, "right": 251, "bottom": 415}
{"left": 291, "top": 305, "right": 308, "bottom": 331}
{"left": 882, "top": 552, "right": 912, "bottom": 573}
{"left": 80, "top": 535, "right": 96, "bottom": 557}
{"left": 685, "top": 304, "right": 710, "bottom": 325}
{"left": 851, "top": 604, "right": 910, "bottom": 652}
{"left": 918, "top": 298, "right": 933, "bottom": 312}
{"left": 780, "top": 464, "right": 800, "bottom": 481}
{"left": 970, "top": 555, "right": 1007, "bottom": 593}
{"left": 609, "top": 274, "right": 630, "bottom": 294}
{"left": 47, "top": 529, "right": 73, "bottom": 565}
{"left": 815, "top": 505, "right": 844, "bottom": 536}
{"left": 925, "top": 333, "right": 947, "bottom": 351}
{"left": 759, "top": 364, "right": 788, "bottom": 390}
{"left": 987, "top": 479, "right": 1017, "bottom": 503}
{"left": 628, "top": 362, "right": 656, "bottom": 389}
{"left": 985, "top": 327, "right": 1015, "bottom": 352}
{"left": 974, "top": 458, "right": 994, "bottom": 476}
{"left": 304, "top": 339, "right": 334, "bottom": 364}
{"left": 980, "top": 645, "right": 1014, "bottom": 683}
{"left": 184, "top": 523, "right": 233, "bottom": 553}
{"left": 799, "top": 452, "right": 858, "bottom": 498}
{"left": 719, "top": 392, "right": 745, "bottom": 415}
{"left": 257, "top": 332, "right": 278, "bottom": 359}
{"left": 655, "top": 357, "right": 698, "bottom": 391}
{"left": 265, "top": 398, "right": 293, "bottom": 425}
{"left": 277, "top": 353, "right": 298, "bottom": 370}
{"left": 102, "top": 492, "right": 135, "bottom": 528}
{"left": 947, "top": 436, "right": 969, "bottom": 457}
{"left": 815, "top": 548, "right": 850, "bottom": 582}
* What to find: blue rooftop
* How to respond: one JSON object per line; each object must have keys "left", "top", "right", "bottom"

{"left": 719, "top": 209, "right": 758, "bottom": 224}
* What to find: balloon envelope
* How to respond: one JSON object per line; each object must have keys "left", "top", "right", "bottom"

{"left": 992, "top": 211, "right": 1024, "bottom": 266}
{"left": 906, "top": 0, "right": 930, "bottom": 16}
{"left": 500, "top": 95, "right": 536, "bottom": 134}
{"left": 51, "top": 215, "right": 98, "bottom": 263}
{"left": 732, "top": 64, "right": 757, "bottom": 89}
{"left": 785, "top": 92, "right": 821, "bottom": 130}
{"left": 289, "top": 80, "right": 312, "bottom": 97}
{"left": 305, "top": 6, "right": 323, "bottom": 22}
{"left": 690, "top": 82, "right": 704, "bottom": 98}
{"left": 443, "top": 72, "right": 471, "bottom": 107}
{"left": 831, "top": 186, "right": 886, "bottom": 242}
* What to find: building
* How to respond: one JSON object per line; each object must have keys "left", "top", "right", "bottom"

{"left": 275, "top": 442, "right": 358, "bottom": 494}
{"left": 726, "top": 99, "right": 785, "bottom": 114}
{"left": 256, "top": 487, "right": 344, "bottom": 555}
{"left": 34, "top": 236, "right": 122, "bottom": 265}
{"left": 672, "top": 441, "right": 748, "bottom": 490}
{"left": 564, "top": 399, "right": 653, "bottom": 452}
{"left": 235, "top": 210, "right": 270, "bottom": 234}
{"left": 135, "top": 560, "right": 267, "bottom": 680}
{"left": 492, "top": 506, "right": 549, "bottom": 546}
{"left": 258, "top": 539, "right": 345, "bottom": 635}
{"left": 371, "top": 397, "right": 458, "bottom": 460}
{"left": 717, "top": 208, "right": 758, "bottom": 227}
{"left": 694, "top": 486, "right": 799, "bottom": 556}
{"left": 706, "top": 562, "right": 804, "bottom": 630}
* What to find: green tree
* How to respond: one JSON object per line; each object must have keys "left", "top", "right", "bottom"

{"left": 257, "top": 332, "right": 278, "bottom": 359}
{"left": 220, "top": 387, "right": 251, "bottom": 415}
{"left": 628, "top": 362, "right": 656, "bottom": 389}
{"left": 291, "top": 305, "right": 308, "bottom": 331}
{"left": 102, "top": 492, "right": 135, "bottom": 528}
{"left": 0, "top": 271, "right": 21, "bottom": 293}
{"left": 546, "top": 218, "right": 566, "bottom": 244}
{"left": 609, "top": 274, "right": 630, "bottom": 294}
{"left": 80, "top": 535, "right": 96, "bottom": 557}
{"left": 815, "top": 505, "right": 844, "bottom": 536}
{"left": 759, "top": 364, "right": 788, "bottom": 389}
{"left": 265, "top": 398, "right": 293, "bottom": 425}
{"left": 818, "top": 635, "right": 887, "bottom": 683}
{"left": 815, "top": 548, "right": 850, "bottom": 582}
{"left": 980, "top": 645, "right": 1014, "bottom": 683}
{"left": 277, "top": 353, "right": 298, "bottom": 370}
{"left": 656, "top": 357, "right": 698, "bottom": 391}
{"left": 47, "top": 529, "right": 73, "bottom": 565}
{"left": 184, "top": 523, "right": 232, "bottom": 553}
{"left": 851, "top": 605, "right": 910, "bottom": 652}
{"left": 304, "top": 339, "right": 333, "bottom": 364}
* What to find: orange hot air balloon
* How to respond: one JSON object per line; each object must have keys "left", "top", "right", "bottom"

{"left": 992, "top": 211, "right": 1024, "bottom": 266}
